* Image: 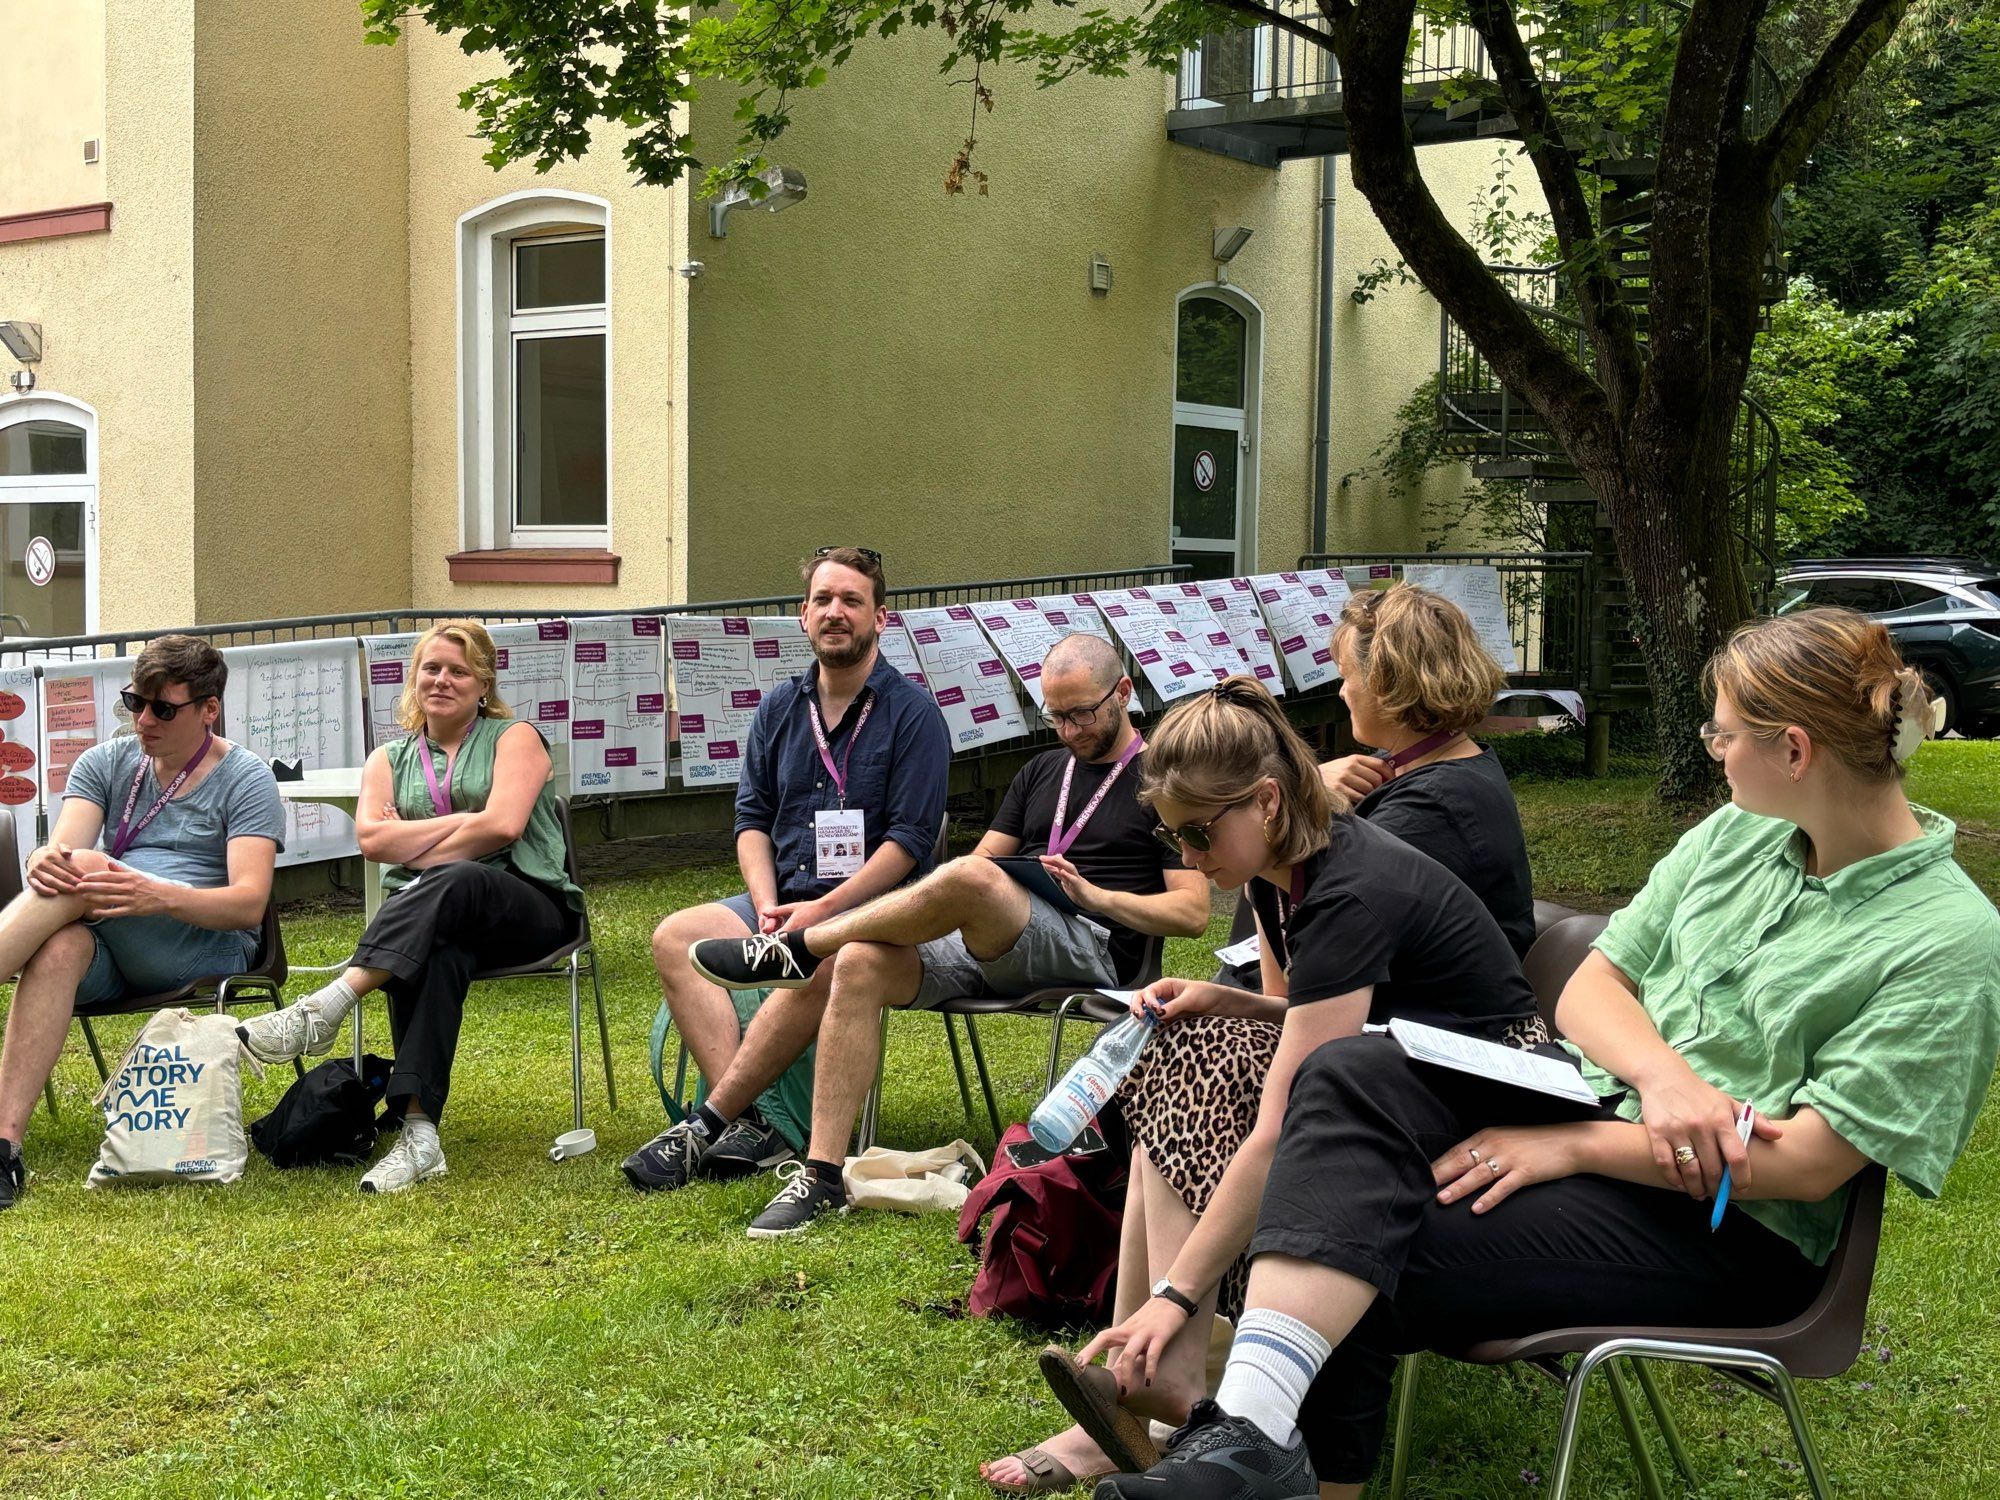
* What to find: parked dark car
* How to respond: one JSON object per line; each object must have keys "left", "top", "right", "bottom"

{"left": 1774, "top": 558, "right": 2000, "bottom": 736}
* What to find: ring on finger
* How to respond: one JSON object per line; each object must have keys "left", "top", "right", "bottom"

{"left": 1468, "top": 1147, "right": 1482, "bottom": 1164}
{"left": 1487, "top": 1158, "right": 1502, "bottom": 1175}
{"left": 1673, "top": 1144, "right": 1697, "bottom": 1166}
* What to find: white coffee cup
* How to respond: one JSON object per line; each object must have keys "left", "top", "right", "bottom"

{"left": 548, "top": 1127, "right": 596, "bottom": 1162}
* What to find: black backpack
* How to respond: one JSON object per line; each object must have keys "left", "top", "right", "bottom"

{"left": 250, "top": 1054, "right": 393, "bottom": 1169}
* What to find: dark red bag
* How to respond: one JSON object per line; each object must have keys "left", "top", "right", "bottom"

{"left": 956, "top": 1122, "right": 1128, "bottom": 1329}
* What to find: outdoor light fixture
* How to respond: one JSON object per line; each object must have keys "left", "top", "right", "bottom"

{"left": 708, "top": 166, "right": 809, "bottom": 238}
{"left": 1213, "top": 226, "right": 1254, "bottom": 262}
{"left": 0, "top": 321, "right": 42, "bottom": 364}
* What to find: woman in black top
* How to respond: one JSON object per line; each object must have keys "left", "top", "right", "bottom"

{"left": 982, "top": 675, "right": 1541, "bottom": 1496}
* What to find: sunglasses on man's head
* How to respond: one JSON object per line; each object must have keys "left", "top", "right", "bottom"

{"left": 814, "top": 546, "right": 883, "bottom": 565}
{"left": 1152, "top": 794, "right": 1256, "bottom": 855}
{"left": 120, "top": 688, "right": 212, "bottom": 722}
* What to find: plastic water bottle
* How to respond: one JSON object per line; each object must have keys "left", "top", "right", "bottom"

{"left": 1029, "top": 1014, "right": 1156, "bottom": 1153}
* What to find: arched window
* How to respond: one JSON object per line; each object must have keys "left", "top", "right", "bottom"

{"left": 1172, "top": 289, "right": 1261, "bottom": 580}
{"left": 458, "top": 191, "right": 611, "bottom": 552}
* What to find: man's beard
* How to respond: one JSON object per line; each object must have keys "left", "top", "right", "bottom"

{"left": 813, "top": 620, "right": 878, "bottom": 669}
{"left": 1075, "top": 716, "right": 1122, "bottom": 762}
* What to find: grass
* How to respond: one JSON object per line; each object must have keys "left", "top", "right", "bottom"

{"left": 2, "top": 741, "right": 1996, "bottom": 1498}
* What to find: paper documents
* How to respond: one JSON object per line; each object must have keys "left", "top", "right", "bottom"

{"left": 1215, "top": 933, "right": 1262, "bottom": 968}
{"left": 1367, "top": 1017, "right": 1599, "bottom": 1105}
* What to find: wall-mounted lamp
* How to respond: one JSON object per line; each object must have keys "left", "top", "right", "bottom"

{"left": 709, "top": 166, "right": 809, "bottom": 239}
{"left": 1212, "top": 226, "right": 1253, "bottom": 284}
{"left": 0, "top": 321, "right": 41, "bottom": 393}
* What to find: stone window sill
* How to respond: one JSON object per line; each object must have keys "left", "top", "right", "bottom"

{"left": 446, "top": 548, "right": 621, "bottom": 585}
{"left": 0, "top": 202, "right": 113, "bottom": 246}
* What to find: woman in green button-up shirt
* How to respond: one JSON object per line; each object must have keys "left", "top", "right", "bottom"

{"left": 1095, "top": 608, "right": 2000, "bottom": 1500}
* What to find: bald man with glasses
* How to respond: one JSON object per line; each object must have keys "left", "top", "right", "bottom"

{"left": 685, "top": 631, "right": 1211, "bottom": 1238}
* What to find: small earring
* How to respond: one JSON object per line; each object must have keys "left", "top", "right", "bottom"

{"left": 1262, "top": 814, "right": 1277, "bottom": 841}
{"left": 479, "top": 696, "right": 488, "bottom": 708}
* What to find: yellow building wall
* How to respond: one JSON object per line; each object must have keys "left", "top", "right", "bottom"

{"left": 0, "top": 0, "right": 108, "bottom": 219}
{"left": 190, "top": 0, "right": 413, "bottom": 622}
{"left": 404, "top": 25, "right": 688, "bottom": 612}
{"left": 0, "top": 0, "right": 198, "bottom": 632}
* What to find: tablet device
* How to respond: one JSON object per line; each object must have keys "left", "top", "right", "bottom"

{"left": 989, "top": 855, "right": 1086, "bottom": 920}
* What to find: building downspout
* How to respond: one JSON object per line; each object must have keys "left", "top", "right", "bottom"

{"left": 1310, "top": 155, "right": 1337, "bottom": 555}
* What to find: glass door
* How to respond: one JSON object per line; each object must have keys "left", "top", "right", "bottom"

{"left": 0, "top": 407, "right": 97, "bottom": 640}
{"left": 1172, "top": 296, "right": 1251, "bottom": 579}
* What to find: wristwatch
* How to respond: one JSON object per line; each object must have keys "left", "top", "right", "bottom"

{"left": 1151, "top": 1277, "right": 1198, "bottom": 1317}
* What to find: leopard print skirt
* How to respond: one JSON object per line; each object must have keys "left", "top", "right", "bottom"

{"left": 1114, "top": 1014, "right": 1281, "bottom": 1324}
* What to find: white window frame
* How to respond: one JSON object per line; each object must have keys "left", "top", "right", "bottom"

{"left": 0, "top": 392, "right": 100, "bottom": 637}
{"left": 457, "top": 191, "right": 613, "bottom": 552}
{"left": 1171, "top": 285, "right": 1264, "bottom": 577}
{"left": 1180, "top": 26, "right": 1273, "bottom": 109}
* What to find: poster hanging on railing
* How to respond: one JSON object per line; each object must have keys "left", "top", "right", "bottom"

{"left": 1094, "top": 589, "right": 1221, "bottom": 704}
{"left": 878, "top": 611, "right": 932, "bottom": 695}
{"left": 0, "top": 666, "right": 41, "bottom": 885}
{"left": 972, "top": 599, "right": 1070, "bottom": 710}
{"left": 37, "top": 656, "right": 137, "bottom": 803}
{"left": 1342, "top": 563, "right": 1398, "bottom": 594}
{"left": 1032, "top": 594, "right": 1115, "bottom": 643}
{"left": 1197, "top": 578, "right": 1287, "bottom": 693}
{"left": 666, "top": 616, "right": 762, "bottom": 788}
{"left": 359, "top": 633, "right": 421, "bottom": 750}
{"left": 901, "top": 605, "right": 1032, "bottom": 750}
{"left": 490, "top": 622, "right": 574, "bottom": 773}
{"left": 221, "top": 639, "right": 365, "bottom": 868}
{"left": 570, "top": 615, "right": 668, "bottom": 795}
{"left": 1400, "top": 564, "right": 1522, "bottom": 671}
{"left": 750, "top": 616, "right": 817, "bottom": 693}
{"left": 1248, "top": 574, "right": 1341, "bottom": 692}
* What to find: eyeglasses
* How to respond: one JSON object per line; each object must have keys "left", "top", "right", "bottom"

{"left": 814, "top": 546, "right": 883, "bottom": 566}
{"left": 1696, "top": 720, "right": 1773, "bottom": 761}
{"left": 1153, "top": 794, "right": 1257, "bottom": 855}
{"left": 1040, "top": 683, "right": 1120, "bottom": 731}
{"left": 120, "top": 688, "right": 212, "bottom": 722}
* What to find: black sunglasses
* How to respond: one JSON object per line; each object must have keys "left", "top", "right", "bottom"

{"left": 1040, "top": 682, "right": 1120, "bottom": 731}
{"left": 120, "top": 688, "right": 213, "bottom": 722}
{"left": 1152, "top": 793, "right": 1258, "bottom": 855}
{"left": 814, "top": 546, "right": 883, "bottom": 565}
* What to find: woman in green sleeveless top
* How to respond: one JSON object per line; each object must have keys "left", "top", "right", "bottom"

{"left": 240, "top": 620, "right": 582, "bottom": 1193}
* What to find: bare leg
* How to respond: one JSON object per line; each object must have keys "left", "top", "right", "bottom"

{"left": 802, "top": 857, "right": 1031, "bottom": 961}
{"left": 0, "top": 848, "right": 116, "bottom": 981}
{"left": 804, "top": 941, "right": 923, "bottom": 1163}
{"left": 1239, "top": 1253, "right": 1375, "bottom": 1350}
{"left": 704, "top": 965, "right": 835, "bottom": 1121}
{"left": 653, "top": 902, "right": 757, "bottom": 1090}
{"left": 337, "top": 965, "right": 392, "bottom": 996}
{"left": 0, "top": 922, "right": 97, "bottom": 1143}
{"left": 1112, "top": 1148, "right": 1216, "bottom": 1424}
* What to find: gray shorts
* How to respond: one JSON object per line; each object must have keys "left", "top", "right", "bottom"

{"left": 714, "top": 888, "right": 1120, "bottom": 1011}
{"left": 77, "top": 914, "right": 260, "bottom": 1007}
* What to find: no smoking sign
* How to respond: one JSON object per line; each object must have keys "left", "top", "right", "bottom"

{"left": 24, "top": 536, "right": 55, "bottom": 588}
{"left": 1192, "top": 450, "right": 1217, "bottom": 493}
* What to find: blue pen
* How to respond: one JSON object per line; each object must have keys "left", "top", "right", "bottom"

{"left": 1710, "top": 1101, "right": 1756, "bottom": 1231}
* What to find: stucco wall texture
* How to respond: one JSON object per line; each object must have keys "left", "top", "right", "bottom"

{"left": 403, "top": 25, "right": 689, "bottom": 612}
{"left": 191, "top": 0, "right": 413, "bottom": 622}
{"left": 0, "top": 0, "right": 107, "bottom": 219}
{"left": 0, "top": 0, "right": 197, "bottom": 632}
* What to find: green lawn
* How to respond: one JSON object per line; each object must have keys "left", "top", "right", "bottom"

{"left": 3, "top": 742, "right": 1996, "bottom": 1498}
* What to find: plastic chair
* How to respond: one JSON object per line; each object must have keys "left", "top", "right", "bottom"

{"left": 345, "top": 795, "right": 615, "bottom": 1133}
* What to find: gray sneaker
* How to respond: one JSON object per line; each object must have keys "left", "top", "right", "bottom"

{"left": 359, "top": 1126, "right": 447, "bottom": 1194}
{"left": 238, "top": 995, "right": 347, "bottom": 1065}
{"left": 621, "top": 1118, "right": 711, "bottom": 1193}
{"left": 703, "top": 1114, "right": 797, "bottom": 1179}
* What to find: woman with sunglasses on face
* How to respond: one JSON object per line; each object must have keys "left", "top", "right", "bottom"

{"left": 1097, "top": 609, "right": 1999, "bottom": 1500}
{"left": 239, "top": 620, "right": 582, "bottom": 1193}
{"left": 986, "top": 675, "right": 1543, "bottom": 1495}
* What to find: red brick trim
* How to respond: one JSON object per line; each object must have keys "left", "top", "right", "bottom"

{"left": 0, "top": 202, "right": 114, "bottom": 246}
{"left": 446, "top": 548, "right": 621, "bottom": 585}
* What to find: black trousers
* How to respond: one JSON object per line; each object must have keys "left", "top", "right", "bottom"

{"left": 1250, "top": 1035, "right": 1824, "bottom": 1482}
{"left": 352, "top": 860, "right": 577, "bottom": 1123}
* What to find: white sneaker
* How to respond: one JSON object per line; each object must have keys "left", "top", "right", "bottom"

{"left": 359, "top": 1124, "right": 447, "bottom": 1194}
{"left": 237, "top": 994, "right": 348, "bottom": 1065}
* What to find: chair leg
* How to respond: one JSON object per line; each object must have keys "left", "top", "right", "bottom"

{"left": 351, "top": 1004, "right": 364, "bottom": 1072}
{"left": 857, "top": 1007, "right": 889, "bottom": 1154}
{"left": 1767, "top": 1363, "right": 1834, "bottom": 1500}
{"left": 1386, "top": 1352, "right": 1421, "bottom": 1500}
{"left": 1603, "top": 1360, "right": 1668, "bottom": 1500}
{"left": 81, "top": 1018, "right": 109, "bottom": 1083}
{"left": 961, "top": 1014, "right": 1002, "bottom": 1140}
{"left": 587, "top": 949, "right": 616, "bottom": 1112}
{"left": 568, "top": 956, "right": 586, "bottom": 1134}
{"left": 943, "top": 1014, "right": 976, "bottom": 1122}
{"left": 1630, "top": 1359, "right": 1699, "bottom": 1488}
{"left": 1044, "top": 995, "right": 1085, "bottom": 1095}
{"left": 41, "top": 1077, "right": 59, "bottom": 1121}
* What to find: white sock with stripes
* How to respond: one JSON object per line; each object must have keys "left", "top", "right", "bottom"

{"left": 1212, "top": 1308, "right": 1331, "bottom": 1447}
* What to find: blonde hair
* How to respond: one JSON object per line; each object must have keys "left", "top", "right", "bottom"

{"left": 1333, "top": 584, "right": 1505, "bottom": 737}
{"left": 1138, "top": 676, "right": 1339, "bottom": 866}
{"left": 397, "top": 619, "right": 512, "bottom": 732}
{"left": 1703, "top": 607, "right": 1934, "bottom": 782}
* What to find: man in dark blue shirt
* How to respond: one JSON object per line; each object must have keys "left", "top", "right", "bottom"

{"left": 623, "top": 547, "right": 948, "bottom": 1194}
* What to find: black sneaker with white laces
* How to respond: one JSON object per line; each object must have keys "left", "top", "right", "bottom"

{"left": 688, "top": 932, "right": 821, "bottom": 990}
{"left": 746, "top": 1161, "right": 848, "bottom": 1239}
{"left": 704, "top": 1112, "right": 798, "bottom": 1179}
{"left": 621, "top": 1118, "right": 712, "bottom": 1193}
{"left": 0, "top": 1139, "right": 23, "bottom": 1211}
{"left": 1092, "top": 1400, "right": 1318, "bottom": 1500}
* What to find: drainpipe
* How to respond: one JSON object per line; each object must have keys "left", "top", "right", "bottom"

{"left": 1310, "top": 155, "right": 1337, "bottom": 555}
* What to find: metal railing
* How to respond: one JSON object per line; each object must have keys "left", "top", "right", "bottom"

{"left": 1298, "top": 550, "right": 1594, "bottom": 690}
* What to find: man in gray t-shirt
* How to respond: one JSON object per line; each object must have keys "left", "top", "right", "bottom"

{"left": 0, "top": 635, "right": 284, "bottom": 1210}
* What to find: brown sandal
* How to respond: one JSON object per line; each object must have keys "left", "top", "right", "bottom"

{"left": 1037, "top": 1345, "right": 1161, "bottom": 1475}
{"left": 982, "top": 1446, "right": 1081, "bottom": 1495}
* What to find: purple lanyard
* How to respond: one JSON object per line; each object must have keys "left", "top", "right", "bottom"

{"left": 110, "top": 732, "right": 213, "bottom": 859}
{"left": 1379, "top": 729, "right": 1464, "bottom": 776}
{"left": 1048, "top": 735, "right": 1144, "bottom": 858}
{"left": 416, "top": 737, "right": 455, "bottom": 817}
{"left": 808, "top": 690, "right": 876, "bottom": 806}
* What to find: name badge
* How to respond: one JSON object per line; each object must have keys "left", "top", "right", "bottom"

{"left": 814, "top": 808, "right": 866, "bottom": 880}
